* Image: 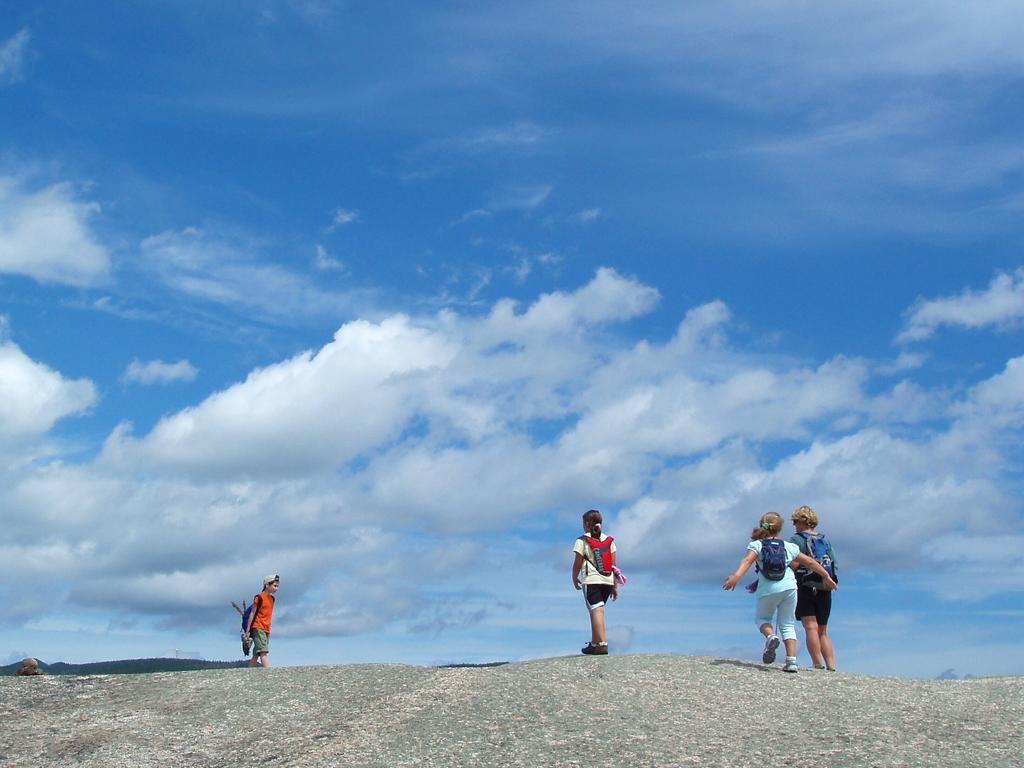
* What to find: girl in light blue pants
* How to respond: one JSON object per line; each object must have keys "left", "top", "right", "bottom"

{"left": 724, "top": 512, "right": 837, "bottom": 672}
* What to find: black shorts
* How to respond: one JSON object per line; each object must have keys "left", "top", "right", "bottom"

{"left": 795, "top": 585, "right": 832, "bottom": 625}
{"left": 584, "top": 584, "right": 613, "bottom": 610}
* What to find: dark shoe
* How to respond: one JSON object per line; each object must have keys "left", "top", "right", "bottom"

{"left": 762, "top": 634, "right": 780, "bottom": 664}
{"left": 582, "top": 643, "right": 608, "bottom": 655}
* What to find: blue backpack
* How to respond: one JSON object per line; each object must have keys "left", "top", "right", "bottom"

{"left": 232, "top": 597, "right": 262, "bottom": 657}
{"left": 241, "top": 601, "right": 255, "bottom": 632}
{"left": 795, "top": 532, "right": 835, "bottom": 586}
{"left": 756, "top": 538, "right": 788, "bottom": 581}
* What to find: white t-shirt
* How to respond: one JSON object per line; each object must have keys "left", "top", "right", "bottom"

{"left": 746, "top": 539, "right": 800, "bottom": 597}
{"left": 574, "top": 533, "right": 617, "bottom": 586}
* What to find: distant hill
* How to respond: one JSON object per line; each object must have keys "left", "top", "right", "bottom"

{"left": 1, "top": 656, "right": 247, "bottom": 676}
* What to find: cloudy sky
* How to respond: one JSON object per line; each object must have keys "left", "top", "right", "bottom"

{"left": 2, "top": 1, "right": 1023, "bottom": 678}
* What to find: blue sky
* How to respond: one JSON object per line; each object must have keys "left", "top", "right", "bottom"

{"left": 2, "top": 1, "right": 1023, "bottom": 679}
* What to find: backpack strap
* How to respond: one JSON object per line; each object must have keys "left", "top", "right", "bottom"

{"left": 794, "top": 530, "right": 811, "bottom": 554}
{"left": 794, "top": 531, "right": 832, "bottom": 586}
{"left": 578, "top": 534, "right": 614, "bottom": 575}
{"left": 754, "top": 537, "right": 772, "bottom": 573}
{"left": 578, "top": 535, "right": 599, "bottom": 572}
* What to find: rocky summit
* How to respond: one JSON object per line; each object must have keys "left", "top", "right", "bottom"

{"left": 2, "top": 655, "right": 1021, "bottom": 767}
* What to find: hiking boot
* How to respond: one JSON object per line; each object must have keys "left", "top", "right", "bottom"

{"left": 783, "top": 659, "right": 799, "bottom": 673}
{"left": 582, "top": 643, "right": 609, "bottom": 655}
{"left": 762, "top": 635, "right": 780, "bottom": 664}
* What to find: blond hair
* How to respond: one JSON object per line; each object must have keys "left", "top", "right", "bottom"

{"left": 792, "top": 505, "right": 819, "bottom": 528}
{"left": 751, "top": 511, "right": 783, "bottom": 540}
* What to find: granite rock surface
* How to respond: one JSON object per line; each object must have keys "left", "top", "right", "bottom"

{"left": 2, "top": 655, "right": 1021, "bottom": 767}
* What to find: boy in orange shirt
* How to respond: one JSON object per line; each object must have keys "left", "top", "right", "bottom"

{"left": 244, "top": 574, "right": 279, "bottom": 668}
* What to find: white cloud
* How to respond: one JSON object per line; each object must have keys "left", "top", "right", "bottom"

{"left": 313, "top": 244, "right": 344, "bottom": 271}
{"left": 451, "top": 209, "right": 493, "bottom": 226}
{"left": 0, "top": 340, "right": 97, "bottom": 448}
{"left": 4, "top": 269, "right": 1024, "bottom": 640}
{"left": 103, "top": 314, "right": 460, "bottom": 477}
{"left": 327, "top": 208, "right": 359, "bottom": 231}
{"left": 508, "top": 258, "right": 531, "bottom": 283}
{"left": 898, "top": 268, "right": 1024, "bottom": 342}
{"left": 459, "top": 2, "right": 1024, "bottom": 99}
{"left": 952, "top": 355, "right": 1024, "bottom": 433}
{"left": 121, "top": 359, "right": 199, "bottom": 386}
{"left": 139, "top": 227, "right": 358, "bottom": 322}
{"left": 488, "top": 184, "right": 553, "bottom": 211}
{"left": 0, "top": 177, "right": 111, "bottom": 286}
{"left": 615, "top": 425, "right": 1012, "bottom": 591}
{"left": 0, "top": 28, "right": 30, "bottom": 85}
{"left": 545, "top": 208, "right": 602, "bottom": 227}
{"left": 258, "top": 0, "right": 344, "bottom": 25}
{"left": 460, "top": 122, "right": 553, "bottom": 151}
{"left": 499, "top": 266, "right": 660, "bottom": 333}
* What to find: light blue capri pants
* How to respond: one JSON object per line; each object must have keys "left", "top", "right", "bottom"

{"left": 755, "top": 588, "right": 798, "bottom": 641}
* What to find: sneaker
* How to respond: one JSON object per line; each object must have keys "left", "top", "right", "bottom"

{"left": 762, "top": 635, "right": 780, "bottom": 664}
{"left": 581, "top": 643, "right": 608, "bottom": 655}
{"left": 783, "top": 659, "right": 799, "bottom": 673}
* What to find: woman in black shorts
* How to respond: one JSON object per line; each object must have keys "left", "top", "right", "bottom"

{"left": 790, "top": 505, "right": 838, "bottom": 670}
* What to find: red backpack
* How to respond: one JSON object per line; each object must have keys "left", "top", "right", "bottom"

{"left": 579, "top": 535, "right": 614, "bottom": 576}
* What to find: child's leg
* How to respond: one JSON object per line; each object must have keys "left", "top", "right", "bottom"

{"left": 582, "top": 585, "right": 610, "bottom": 648}
{"left": 589, "top": 605, "right": 607, "bottom": 645}
{"left": 777, "top": 589, "right": 799, "bottom": 661}
{"left": 755, "top": 594, "right": 782, "bottom": 638}
{"left": 801, "top": 616, "right": 825, "bottom": 666}
{"left": 755, "top": 594, "right": 783, "bottom": 663}
{"left": 757, "top": 598, "right": 778, "bottom": 638}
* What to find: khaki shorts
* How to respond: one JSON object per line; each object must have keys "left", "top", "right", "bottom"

{"left": 250, "top": 628, "right": 270, "bottom": 655}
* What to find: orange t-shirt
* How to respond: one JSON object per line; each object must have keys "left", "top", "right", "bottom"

{"left": 250, "top": 592, "right": 275, "bottom": 633}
